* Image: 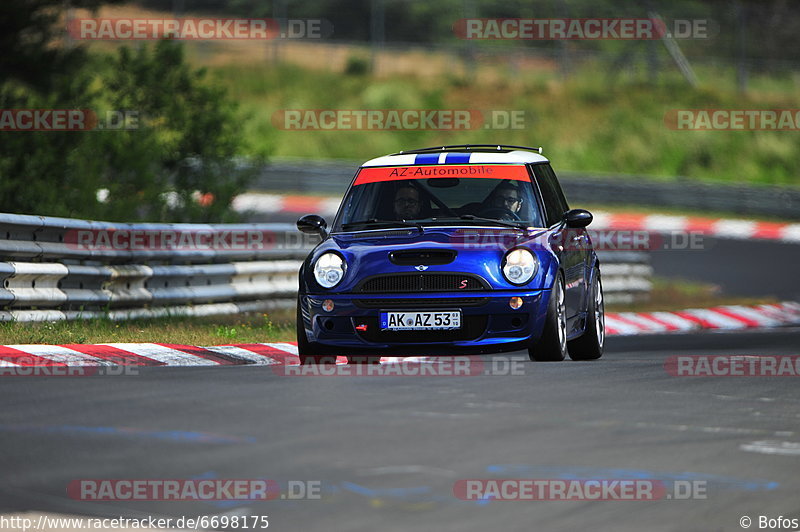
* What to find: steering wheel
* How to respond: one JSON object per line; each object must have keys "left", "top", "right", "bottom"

{"left": 477, "top": 207, "right": 521, "bottom": 221}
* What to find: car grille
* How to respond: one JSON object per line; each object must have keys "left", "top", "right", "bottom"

{"left": 355, "top": 315, "right": 488, "bottom": 343}
{"left": 356, "top": 273, "right": 488, "bottom": 293}
{"left": 389, "top": 249, "right": 456, "bottom": 266}
{"left": 353, "top": 297, "right": 489, "bottom": 309}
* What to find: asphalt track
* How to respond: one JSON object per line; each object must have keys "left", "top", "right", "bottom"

{"left": 0, "top": 327, "right": 798, "bottom": 532}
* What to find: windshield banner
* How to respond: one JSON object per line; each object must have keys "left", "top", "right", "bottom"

{"left": 354, "top": 164, "right": 530, "bottom": 185}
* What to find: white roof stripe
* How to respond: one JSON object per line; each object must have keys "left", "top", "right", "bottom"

{"left": 459, "top": 151, "right": 548, "bottom": 164}
{"left": 361, "top": 154, "right": 417, "bottom": 167}
{"left": 361, "top": 150, "right": 548, "bottom": 167}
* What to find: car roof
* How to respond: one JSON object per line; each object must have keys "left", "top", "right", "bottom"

{"left": 361, "top": 149, "right": 550, "bottom": 168}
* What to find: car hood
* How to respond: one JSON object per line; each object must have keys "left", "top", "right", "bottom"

{"left": 307, "top": 226, "right": 559, "bottom": 293}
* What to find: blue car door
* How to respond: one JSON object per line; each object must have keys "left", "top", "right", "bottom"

{"left": 530, "top": 163, "right": 588, "bottom": 322}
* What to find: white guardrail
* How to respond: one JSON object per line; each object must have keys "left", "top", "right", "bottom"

{"left": 0, "top": 213, "right": 650, "bottom": 321}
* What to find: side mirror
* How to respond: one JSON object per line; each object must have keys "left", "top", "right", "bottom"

{"left": 297, "top": 214, "right": 328, "bottom": 237}
{"left": 563, "top": 209, "right": 593, "bottom": 229}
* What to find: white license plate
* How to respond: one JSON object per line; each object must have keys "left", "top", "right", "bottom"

{"left": 380, "top": 311, "right": 462, "bottom": 331}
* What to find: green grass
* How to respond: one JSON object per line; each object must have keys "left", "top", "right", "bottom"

{"left": 0, "top": 311, "right": 295, "bottom": 345}
{"left": 77, "top": 3, "right": 800, "bottom": 187}
{"left": 205, "top": 59, "right": 800, "bottom": 187}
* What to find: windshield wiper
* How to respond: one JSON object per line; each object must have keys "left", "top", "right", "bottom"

{"left": 341, "top": 219, "right": 424, "bottom": 233}
{"left": 455, "top": 215, "right": 526, "bottom": 230}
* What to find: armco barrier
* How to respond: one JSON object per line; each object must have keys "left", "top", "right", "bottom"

{"left": 0, "top": 212, "right": 649, "bottom": 321}
{"left": 0, "top": 213, "right": 313, "bottom": 322}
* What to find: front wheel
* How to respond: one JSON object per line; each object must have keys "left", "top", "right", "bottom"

{"left": 567, "top": 267, "right": 604, "bottom": 361}
{"left": 528, "top": 275, "right": 568, "bottom": 361}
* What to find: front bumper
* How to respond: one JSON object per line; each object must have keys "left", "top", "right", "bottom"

{"left": 299, "top": 290, "right": 549, "bottom": 356}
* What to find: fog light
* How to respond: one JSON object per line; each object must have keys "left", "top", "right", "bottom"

{"left": 322, "top": 299, "right": 334, "bottom": 312}
{"left": 509, "top": 296, "right": 523, "bottom": 310}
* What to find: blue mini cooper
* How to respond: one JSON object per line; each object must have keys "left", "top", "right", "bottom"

{"left": 296, "top": 145, "right": 604, "bottom": 363}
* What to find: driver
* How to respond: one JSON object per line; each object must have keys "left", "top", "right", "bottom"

{"left": 393, "top": 184, "right": 421, "bottom": 220}
{"left": 488, "top": 182, "right": 523, "bottom": 214}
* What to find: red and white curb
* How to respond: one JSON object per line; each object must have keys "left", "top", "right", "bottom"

{"left": 234, "top": 193, "right": 800, "bottom": 244}
{"left": 0, "top": 303, "right": 797, "bottom": 367}
{"left": 233, "top": 193, "right": 341, "bottom": 218}
{"left": 605, "top": 301, "right": 800, "bottom": 336}
{"left": 0, "top": 342, "right": 430, "bottom": 368}
{"left": 590, "top": 212, "right": 800, "bottom": 244}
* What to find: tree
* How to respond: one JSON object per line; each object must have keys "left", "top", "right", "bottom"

{"left": 0, "top": 1, "right": 255, "bottom": 222}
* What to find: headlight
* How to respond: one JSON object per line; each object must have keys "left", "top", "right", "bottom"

{"left": 313, "top": 252, "right": 345, "bottom": 288}
{"left": 502, "top": 248, "right": 537, "bottom": 285}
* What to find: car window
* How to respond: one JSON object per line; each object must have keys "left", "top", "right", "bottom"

{"left": 531, "top": 163, "right": 569, "bottom": 226}
{"left": 335, "top": 165, "right": 547, "bottom": 229}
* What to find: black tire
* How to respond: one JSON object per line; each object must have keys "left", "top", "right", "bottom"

{"left": 568, "top": 267, "right": 605, "bottom": 361}
{"left": 528, "top": 275, "right": 568, "bottom": 362}
{"left": 296, "top": 296, "right": 336, "bottom": 365}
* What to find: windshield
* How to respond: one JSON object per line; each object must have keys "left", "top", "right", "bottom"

{"left": 335, "top": 164, "right": 545, "bottom": 230}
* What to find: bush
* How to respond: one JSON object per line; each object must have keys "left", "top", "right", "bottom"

{"left": 0, "top": 35, "right": 257, "bottom": 222}
{"left": 344, "top": 55, "right": 371, "bottom": 76}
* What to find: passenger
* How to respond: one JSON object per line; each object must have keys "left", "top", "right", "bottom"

{"left": 488, "top": 182, "right": 524, "bottom": 214}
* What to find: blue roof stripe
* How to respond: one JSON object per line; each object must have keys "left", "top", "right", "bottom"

{"left": 445, "top": 153, "right": 471, "bottom": 164}
{"left": 414, "top": 153, "right": 440, "bottom": 165}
